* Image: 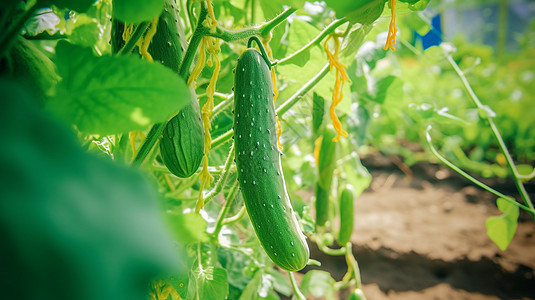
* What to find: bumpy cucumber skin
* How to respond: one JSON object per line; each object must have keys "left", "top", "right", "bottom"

{"left": 147, "top": 0, "right": 187, "bottom": 72}
{"left": 315, "top": 128, "right": 337, "bottom": 226}
{"left": 234, "top": 49, "right": 309, "bottom": 272}
{"left": 338, "top": 187, "right": 354, "bottom": 245}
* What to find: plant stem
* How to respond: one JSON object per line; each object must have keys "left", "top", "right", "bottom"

{"left": 277, "top": 18, "right": 348, "bottom": 65}
{"left": 202, "top": 7, "right": 296, "bottom": 42}
{"left": 0, "top": 4, "right": 38, "bottom": 58}
{"left": 222, "top": 205, "right": 246, "bottom": 225}
{"left": 211, "top": 129, "right": 234, "bottom": 149}
{"left": 445, "top": 51, "right": 534, "bottom": 213}
{"left": 201, "top": 144, "right": 235, "bottom": 207}
{"left": 212, "top": 180, "right": 240, "bottom": 237}
{"left": 277, "top": 63, "right": 330, "bottom": 117}
{"left": 117, "top": 22, "right": 150, "bottom": 55}
{"left": 131, "top": 123, "right": 165, "bottom": 167}
{"left": 179, "top": 1, "right": 208, "bottom": 81}
{"left": 288, "top": 271, "right": 306, "bottom": 300}
{"left": 425, "top": 126, "right": 535, "bottom": 216}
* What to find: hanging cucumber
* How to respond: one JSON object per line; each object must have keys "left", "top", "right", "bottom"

{"left": 315, "top": 127, "right": 337, "bottom": 226}
{"left": 338, "top": 185, "right": 354, "bottom": 245}
{"left": 111, "top": 0, "right": 204, "bottom": 177}
{"left": 233, "top": 37, "right": 309, "bottom": 272}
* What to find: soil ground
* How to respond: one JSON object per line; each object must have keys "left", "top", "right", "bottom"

{"left": 302, "top": 152, "right": 535, "bottom": 300}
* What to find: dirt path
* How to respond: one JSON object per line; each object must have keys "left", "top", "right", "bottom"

{"left": 306, "top": 153, "right": 535, "bottom": 300}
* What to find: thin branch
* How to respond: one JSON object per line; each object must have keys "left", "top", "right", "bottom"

{"left": 444, "top": 50, "right": 533, "bottom": 212}
{"left": 425, "top": 126, "right": 535, "bottom": 216}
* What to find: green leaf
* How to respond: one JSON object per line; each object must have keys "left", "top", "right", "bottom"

{"left": 112, "top": 0, "right": 164, "bottom": 23}
{"left": 0, "top": 79, "right": 182, "bottom": 300}
{"left": 69, "top": 22, "right": 100, "bottom": 47}
{"left": 239, "top": 270, "right": 279, "bottom": 300}
{"left": 285, "top": 18, "right": 319, "bottom": 67}
{"left": 166, "top": 269, "right": 191, "bottom": 300}
{"left": 300, "top": 270, "right": 336, "bottom": 300}
{"left": 165, "top": 212, "right": 209, "bottom": 244}
{"left": 370, "top": 75, "right": 397, "bottom": 104}
{"left": 485, "top": 198, "right": 519, "bottom": 251}
{"left": 37, "top": 0, "right": 95, "bottom": 12}
{"left": 50, "top": 41, "right": 189, "bottom": 135}
{"left": 267, "top": 268, "right": 292, "bottom": 297}
{"left": 400, "top": 0, "right": 431, "bottom": 11}
{"left": 324, "top": 0, "right": 387, "bottom": 25}
{"left": 197, "top": 267, "right": 229, "bottom": 300}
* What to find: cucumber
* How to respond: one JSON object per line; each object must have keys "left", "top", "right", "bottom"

{"left": 338, "top": 185, "right": 354, "bottom": 245}
{"left": 4, "top": 37, "right": 59, "bottom": 99}
{"left": 233, "top": 48, "right": 309, "bottom": 272}
{"left": 111, "top": 0, "right": 204, "bottom": 177}
{"left": 152, "top": 0, "right": 203, "bottom": 178}
{"left": 315, "top": 128, "right": 337, "bottom": 226}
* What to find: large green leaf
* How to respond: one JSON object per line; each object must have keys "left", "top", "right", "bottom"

{"left": 37, "top": 0, "right": 95, "bottom": 12}
{"left": 0, "top": 79, "right": 182, "bottom": 300}
{"left": 324, "top": 0, "right": 387, "bottom": 25}
{"left": 50, "top": 41, "right": 189, "bottom": 135}
{"left": 112, "top": 0, "right": 164, "bottom": 23}
{"left": 197, "top": 267, "right": 229, "bottom": 300}
{"left": 486, "top": 198, "right": 519, "bottom": 251}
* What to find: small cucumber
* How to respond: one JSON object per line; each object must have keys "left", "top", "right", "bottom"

{"left": 159, "top": 86, "right": 204, "bottom": 178}
{"left": 234, "top": 47, "right": 309, "bottom": 272}
{"left": 338, "top": 185, "right": 354, "bottom": 245}
{"left": 152, "top": 0, "right": 204, "bottom": 178}
{"left": 315, "top": 128, "right": 337, "bottom": 226}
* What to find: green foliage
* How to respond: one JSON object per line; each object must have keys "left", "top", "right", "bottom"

{"left": 49, "top": 41, "right": 190, "bottom": 135}
{"left": 300, "top": 270, "right": 336, "bottom": 300}
{"left": 0, "top": 80, "right": 182, "bottom": 300}
{"left": 112, "top": 0, "right": 164, "bottom": 23}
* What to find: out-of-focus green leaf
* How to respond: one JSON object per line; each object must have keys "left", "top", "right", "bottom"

{"left": 485, "top": 198, "right": 519, "bottom": 251}
{"left": 267, "top": 269, "right": 292, "bottom": 297}
{"left": 300, "top": 270, "right": 336, "bottom": 300}
{"left": 239, "top": 270, "right": 280, "bottom": 300}
{"left": 165, "top": 212, "right": 209, "bottom": 244}
{"left": 197, "top": 267, "right": 229, "bottom": 300}
{"left": 112, "top": 0, "right": 164, "bottom": 23}
{"left": 0, "top": 79, "right": 182, "bottom": 300}
{"left": 69, "top": 22, "right": 100, "bottom": 47}
{"left": 341, "top": 24, "right": 372, "bottom": 63}
{"left": 50, "top": 41, "right": 189, "bottom": 135}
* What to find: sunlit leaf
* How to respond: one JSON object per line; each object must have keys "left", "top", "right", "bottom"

{"left": 112, "top": 0, "right": 164, "bottom": 23}
{"left": 50, "top": 41, "right": 189, "bottom": 135}
{"left": 485, "top": 198, "right": 519, "bottom": 251}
